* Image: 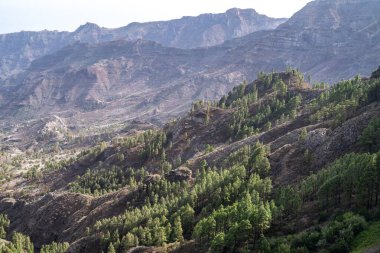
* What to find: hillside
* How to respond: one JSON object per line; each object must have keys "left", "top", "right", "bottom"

{"left": 0, "top": 67, "right": 380, "bottom": 252}
{"left": 0, "top": 8, "right": 285, "bottom": 80}
{"left": 0, "top": 0, "right": 380, "bottom": 252}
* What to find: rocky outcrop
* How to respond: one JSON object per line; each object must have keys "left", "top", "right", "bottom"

{"left": 165, "top": 167, "right": 192, "bottom": 182}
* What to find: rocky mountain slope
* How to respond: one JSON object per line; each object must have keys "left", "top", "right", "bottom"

{"left": 0, "top": 8, "right": 285, "bottom": 79}
{"left": 0, "top": 67, "right": 379, "bottom": 252}
{"left": 0, "top": 0, "right": 379, "bottom": 133}
{"left": 226, "top": 0, "right": 380, "bottom": 82}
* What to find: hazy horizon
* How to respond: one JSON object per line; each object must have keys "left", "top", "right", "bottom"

{"left": 0, "top": 0, "right": 313, "bottom": 34}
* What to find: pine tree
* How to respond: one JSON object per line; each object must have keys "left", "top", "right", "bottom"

{"left": 171, "top": 216, "right": 184, "bottom": 242}
{"left": 210, "top": 232, "right": 225, "bottom": 253}
{"left": 359, "top": 118, "right": 380, "bottom": 152}
{"left": 107, "top": 242, "right": 116, "bottom": 253}
{"left": 121, "top": 233, "right": 136, "bottom": 250}
{"left": 0, "top": 226, "right": 6, "bottom": 239}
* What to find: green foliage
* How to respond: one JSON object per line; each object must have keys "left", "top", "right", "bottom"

{"left": 269, "top": 212, "right": 367, "bottom": 253}
{"left": 0, "top": 232, "right": 34, "bottom": 253}
{"left": 351, "top": 220, "right": 380, "bottom": 253}
{"left": 217, "top": 70, "right": 304, "bottom": 140}
{"left": 275, "top": 185, "right": 302, "bottom": 216}
{"left": 86, "top": 161, "right": 276, "bottom": 252}
{"left": 194, "top": 193, "right": 275, "bottom": 252}
{"left": 359, "top": 117, "right": 380, "bottom": 152}
{"left": 205, "top": 144, "right": 214, "bottom": 153}
{"left": 40, "top": 242, "right": 69, "bottom": 253}
{"left": 69, "top": 166, "right": 147, "bottom": 196}
{"left": 112, "top": 130, "right": 168, "bottom": 163}
{"left": 277, "top": 151, "right": 380, "bottom": 216}
{"left": 249, "top": 142, "right": 271, "bottom": 177}
{"left": 107, "top": 242, "right": 116, "bottom": 253}
{"left": 228, "top": 92, "right": 302, "bottom": 140}
{"left": 312, "top": 82, "right": 328, "bottom": 89}
{"left": 223, "top": 142, "right": 271, "bottom": 178}
{"left": 0, "top": 214, "right": 10, "bottom": 240}
{"left": 310, "top": 76, "right": 380, "bottom": 126}
{"left": 171, "top": 216, "right": 184, "bottom": 243}
{"left": 299, "top": 128, "right": 308, "bottom": 141}
{"left": 4, "top": 72, "right": 378, "bottom": 253}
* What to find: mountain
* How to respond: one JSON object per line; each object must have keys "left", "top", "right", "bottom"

{"left": 0, "top": 8, "right": 286, "bottom": 79}
{"left": 1, "top": 0, "right": 379, "bottom": 132}
{"left": 225, "top": 0, "right": 380, "bottom": 82}
{"left": 0, "top": 40, "right": 231, "bottom": 127}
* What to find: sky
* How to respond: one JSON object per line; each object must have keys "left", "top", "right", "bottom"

{"left": 0, "top": 0, "right": 313, "bottom": 34}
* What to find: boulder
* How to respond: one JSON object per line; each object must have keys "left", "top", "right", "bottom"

{"left": 165, "top": 167, "right": 192, "bottom": 182}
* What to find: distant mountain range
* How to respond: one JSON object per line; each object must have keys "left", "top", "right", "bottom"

{"left": 0, "top": 8, "right": 285, "bottom": 80}
{"left": 0, "top": 0, "right": 379, "bottom": 130}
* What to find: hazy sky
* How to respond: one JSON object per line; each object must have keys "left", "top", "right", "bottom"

{"left": 0, "top": 0, "right": 313, "bottom": 34}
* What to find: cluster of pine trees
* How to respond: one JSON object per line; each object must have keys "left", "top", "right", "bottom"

{"left": 259, "top": 212, "right": 368, "bottom": 253}
{"left": 0, "top": 214, "right": 9, "bottom": 240}
{"left": 276, "top": 150, "right": 380, "bottom": 215}
{"left": 276, "top": 117, "right": 380, "bottom": 216}
{"left": 68, "top": 166, "right": 148, "bottom": 196}
{"left": 83, "top": 142, "right": 274, "bottom": 252}
{"left": 217, "top": 70, "right": 304, "bottom": 140}
{"left": 310, "top": 75, "right": 380, "bottom": 126}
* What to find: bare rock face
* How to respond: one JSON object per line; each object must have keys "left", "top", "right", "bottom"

{"left": 305, "top": 128, "right": 330, "bottom": 150}
{"left": 37, "top": 115, "right": 68, "bottom": 142}
{"left": 312, "top": 104, "right": 380, "bottom": 169}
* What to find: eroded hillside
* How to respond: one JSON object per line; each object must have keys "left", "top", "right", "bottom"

{"left": 1, "top": 68, "right": 380, "bottom": 252}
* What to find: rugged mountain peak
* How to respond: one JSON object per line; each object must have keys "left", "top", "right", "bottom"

{"left": 71, "top": 22, "right": 104, "bottom": 43}
{"left": 74, "top": 22, "right": 102, "bottom": 33}
{"left": 226, "top": 7, "right": 258, "bottom": 15}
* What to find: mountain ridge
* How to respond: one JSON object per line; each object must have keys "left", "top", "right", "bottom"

{"left": 0, "top": 8, "right": 286, "bottom": 80}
